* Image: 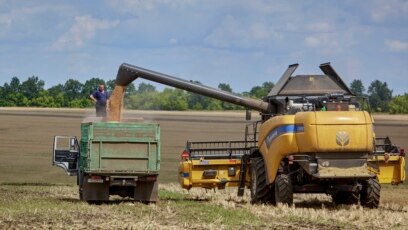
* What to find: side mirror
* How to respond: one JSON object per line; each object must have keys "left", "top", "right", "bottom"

{"left": 70, "top": 138, "right": 76, "bottom": 150}
{"left": 246, "top": 109, "right": 251, "bottom": 121}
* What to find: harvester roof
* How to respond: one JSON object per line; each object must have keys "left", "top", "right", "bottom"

{"left": 267, "top": 63, "right": 354, "bottom": 97}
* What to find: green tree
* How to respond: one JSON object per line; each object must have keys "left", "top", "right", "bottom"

{"left": 367, "top": 80, "right": 393, "bottom": 112}
{"left": 9, "top": 77, "right": 21, "bottom": 93}
{"left": 350, "top": 79, "right": 365, "bottom": 97}
{"left": 126, "top": 91, "right": 160, "bottom": 110}
{"left": 217, "top": 83, "right": 241, "bottom": 110}
{"left": 63, "top": 79, "right": 84, "bottom": 104}
{"left": 218, "top": 83, "right": 232, "bottom": 92}
{"left": 207, "top": 100, "right": 223, "bottom": 110}
{"left": 185, "top": 81, "right": 211, "bottom": 110}
{"left": 82, "top": 78, "right": 105, "bottom": 98}
{"left": 124, "top": 82, "right": 137, "bottom": 96}
{"left": 137, "top": 83, "right": 156, "bottom": 93}
{"left": 7, "top": 93, "right": 30, "bottom": 106}
{"left": 30, "top": 90, "right": 64, "bottom": 107}
{"left": 106, "top": 80, "right": 116, "bottom": 92}
{"left": 389, "top": 94, "right": 408, "bottom": 114}
{"left": 248, "top": 81, "right": 274, "bottom": 99}
{"left": 48, "top": 84, "right": 64, "bottom": 97}
{"left": 0, "top": 77, "right": 26, "bottom": 106}
{"left": 20, "top": 76, "right": 44, "bottom": 100}
{"left": 157, "top": 88, "right": 188, "bottom": 110}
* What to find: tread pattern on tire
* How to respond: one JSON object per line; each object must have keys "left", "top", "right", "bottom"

{"left": 274, "top": 174, "right": 293, "bottom": 205}
{"left": 250, "top": 157, "right": 271, "bottom": 204}
{"left": 361, "top": 178, "right": 381, "bottom": 208}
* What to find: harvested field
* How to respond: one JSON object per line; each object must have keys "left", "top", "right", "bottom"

{"left": 0, "top": 183, "right": 408, "bottom": 229}
{"left": 0, "top": 108, "right": 408, "bottom": 229}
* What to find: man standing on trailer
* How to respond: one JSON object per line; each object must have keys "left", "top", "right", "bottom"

{"left": 90, "top": 83, "right": 110, "bottom": 117}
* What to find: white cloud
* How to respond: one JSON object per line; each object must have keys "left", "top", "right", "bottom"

{"left": 0, "top": 6, "right": 44, "bottom": 27}
{"left": 304, "top": 29, "right": 356, "bottom": 55}
{"left": 305, "top": 22, "right": 334, "bottom": 32}
{"left": 204, "top": 15, "right": 282, "bottom": 49}
{"left": 106, "top": 0, "right": 195, "bottom": 13}
{"left": 169, "top": 38, "right": 178, "bottom": 45}
{"left": 51, "top": 15, "right": 119, "bottom": 51}
{"left": 370, "top": 0, "right": 408, "bottom": 22}
{"left": 385, "top": 40, "right": 408, "bottom": 52}
{"left": 304, "top": 34, "right": 341, "bottom": 49}
{"left": 0, "top": 5, "right": 59, "bottom": 38}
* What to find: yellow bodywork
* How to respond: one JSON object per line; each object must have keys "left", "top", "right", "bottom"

{"left": 258, "top": 111, "right": 374, "bottom": 184}
{"left": 178, "top": 111, "right": 405, "bottom": 190}
{"left": 368, "top": 155, "right": 405, "bottom": 184}
{"left": 179, "top": 158, "right": 248, "bottom": 190}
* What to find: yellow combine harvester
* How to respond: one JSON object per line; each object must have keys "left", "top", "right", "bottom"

{"left": 114, "top": 62, "right": 405, "bottom": 208}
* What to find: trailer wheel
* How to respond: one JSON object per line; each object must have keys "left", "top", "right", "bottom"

{"left": 360, "top": 178, "right": 380, "bottom": 208}
{"left": 250, "top": 157, "right": 272, "bottom": 204}
{"left": 332, "top": 192, "right": 359, "bottom": 205}
{"left": 78, "top": 171, "right": 84, "bottom": 201}
{"left": 79, "top": 187, "right": 84, "bottom": 201}
{"left": 274, "top": 174, "right": 293, "bottom": 205}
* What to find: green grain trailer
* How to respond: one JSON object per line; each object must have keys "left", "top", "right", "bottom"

{"left": 53, "top": 121, "right": 160, "bottom": 203}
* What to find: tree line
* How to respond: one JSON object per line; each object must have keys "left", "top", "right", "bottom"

{"left": 349, "top": 79, "right": 408, "bottom": 114}
{"left": 0, "top": 76, "right": 274, "bottom": 111}
{"left": 0, "top": 76, "right": 407, "bottom": 113}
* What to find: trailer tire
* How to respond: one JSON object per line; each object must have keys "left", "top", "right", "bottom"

{"left": 79, "top": 188, "right": 84, "bottom": 201}
{"left": 78, "top": 171, "right": 84, "bottom": 201}
{"left": 360, "top": 178, "right": 380, "bottom": 208}
{"left": 274, "top": 174, "right": 293, "bottom": 205}
{"left": 250, "top": 157, "right": 272, "bottom": 204}
{"left": 332, "top": 192, "right": 359, "bottom": 205}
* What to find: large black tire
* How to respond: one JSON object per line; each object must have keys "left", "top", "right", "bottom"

{"left": 360, "top": 178, "right": 381, "bottom": 208}
{"left": 250, "top": 157, "right": 272, "bottom": 204}
{"left": 78, "top": 171, "right": 84, "bottom": 201}
{"left": 274, "top": 174, "right": 293, "bottom": 205}
{"left": 79, "top": 187, "right": 84, "bottom": 201}
{"left": 332, "top": 192, "right": 359, "bottom": 205}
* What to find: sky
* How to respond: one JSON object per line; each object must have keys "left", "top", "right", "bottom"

{"left": 0, "top": 0, "right": 407, "bottom": 95}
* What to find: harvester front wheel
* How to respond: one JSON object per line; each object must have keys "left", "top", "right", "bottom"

{"left": 250, "top": 157, "right": 272, "bottom": 204}
{"left": 360, "top": 177, "right": 380, "bottom": 208}
{"left": 274, "top": 174, "right": 293, "bottom": 205}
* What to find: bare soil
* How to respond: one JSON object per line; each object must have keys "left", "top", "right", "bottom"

{"left": 0, "top": 108, "right": 408, "bottom": 229}
{"left": 0, "top": 108, "right": 407, "bottom": 183}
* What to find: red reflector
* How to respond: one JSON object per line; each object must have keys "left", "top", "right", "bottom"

{"left": 146, "top": 176, "right": 156, "bottom": 181}
{"left": 91, "top": 175, "right": 101, "bottom": 179}
{"left": 181, "top": 150, "right": 189, "bottom": 160}
{"left": 400, "top": 148, "right": 405, "bottom": 157}
{"left": 229, "top": 159, "right": 237, "bottom": 164}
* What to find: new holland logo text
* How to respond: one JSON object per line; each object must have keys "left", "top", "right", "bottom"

{"left": 336, "top": 131, "right": 349, "bottom": 147}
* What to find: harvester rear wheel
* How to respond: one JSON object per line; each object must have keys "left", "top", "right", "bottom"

{"left": 360, "top": 177, "right": 380, "bottom": 208}
{"left": 332, "top": 192, "right": 359, "bottom": 205}
{"left": 250, "top": 157, "right": 272, "bottom": 204}
{"left": 274, "top": 174, "right": 293, "bottom": 205}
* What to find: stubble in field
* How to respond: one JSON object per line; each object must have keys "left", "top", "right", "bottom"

{"left": 1, "top": 183, "right": 407, "bottom": 229}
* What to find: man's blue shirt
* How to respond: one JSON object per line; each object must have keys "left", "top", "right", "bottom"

{"left": 92, "top": 90, "right": 109, "bottom": 106}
